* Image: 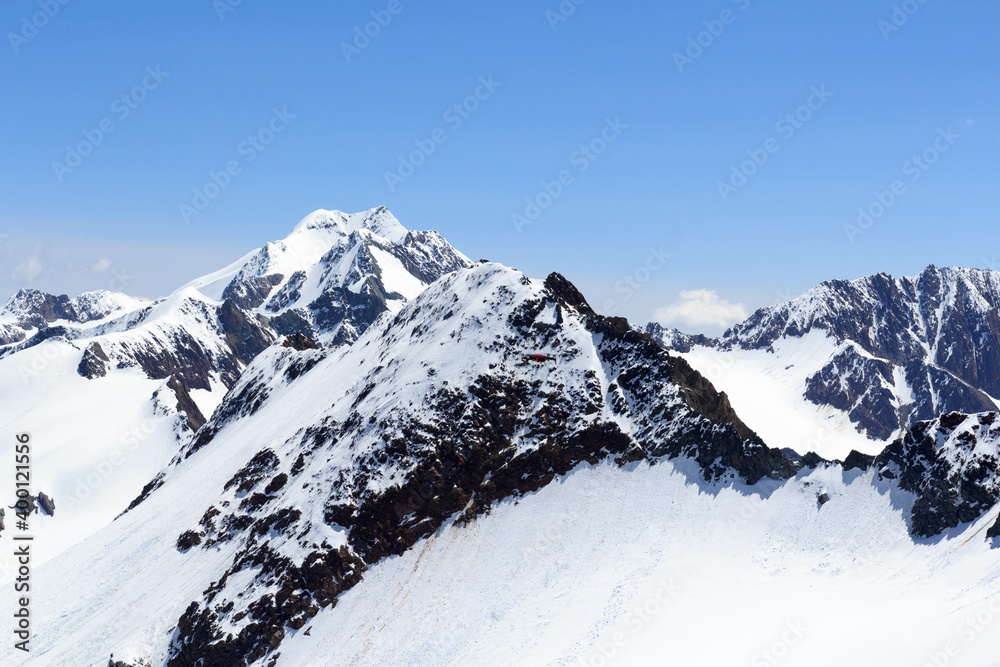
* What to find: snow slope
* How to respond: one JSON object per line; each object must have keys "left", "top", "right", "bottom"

{"left": 0, "top": 207, "right": 470, "bottom": 566}
{"left": 10, "top": 455, "right": 1000, "bottom": 666}
{"left": 272, "top": 460, "right": 1000, "bottom": 667}
{"left": 676, "top": 331, "right": 881, "bottom": 459}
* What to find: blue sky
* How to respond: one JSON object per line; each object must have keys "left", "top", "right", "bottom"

{"left": 1, "top": 0, "right": 997, "bottom": 334}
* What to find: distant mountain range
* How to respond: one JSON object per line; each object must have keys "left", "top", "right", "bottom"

{"left": 649, "top": 265, "right": 1000, "bottom": 449}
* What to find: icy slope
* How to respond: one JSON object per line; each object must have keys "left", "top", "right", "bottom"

{"left": 650, "top": 265, "right": 1000, "bottom": 452}
{"left": 4, "top": 263, "right": 793, "bottom": 666}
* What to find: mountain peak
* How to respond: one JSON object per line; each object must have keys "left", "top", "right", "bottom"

{"left": 288, "top": 206, "right": 408, "bottom": 245}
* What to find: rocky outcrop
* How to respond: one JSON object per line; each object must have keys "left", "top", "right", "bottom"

{"left": 1, "top": 289, "right": 77, "bottom": 328}
{"left": 281, "top": 333, "right": 318, "bottom": 351}
{"left": 876, "top": 412, "right": 1000, "bottom": 538}
{"left": 37, "top": 492, "right": 55, "bottom": 516}
{"left": 78, "top": 342, "right": 110, "bottom": 379}
{"left": 218, "top": 299, "right": 274, "bottom": 366}
{"left": 987, "top": 514, "right": 1000, "bottom": 540}
{"left": 166, "top": 375, "right": 207, "bottom": 432}
{"left": 643, "top": 322, "right": 714, "bottom": 354}
{"left": 842, "top": 450, "right": 875, "bottom": 471}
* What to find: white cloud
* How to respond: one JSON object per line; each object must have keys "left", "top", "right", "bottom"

{"left": 12, "top": 255, "right": 43, "bottom": 282}
{"left": 654, "top": 289, "right": 747, "bottom": 333}
{"left": 92, "top": 257, "right": 113, "bottom": 273}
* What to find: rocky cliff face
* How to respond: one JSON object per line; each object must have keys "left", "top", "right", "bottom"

{"left": 651, "top": 266, "right": 1000, "bottom": 441}
{"left": 873, "top": 411, "right": 1000, "bottom": 538}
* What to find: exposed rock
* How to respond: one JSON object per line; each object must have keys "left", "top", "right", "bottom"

{"left": 222, "top": 273, "right": 284, "bottom": 310}
{"left": 804, "top": 347, "right": 899, "bottom": 440}
{"left": 799, "top": 452, "right": 830, "bottom": 469}
{"left": 176, "top": 530, "right": 202, "bottom": 551}
{"left": 842, "top": 450, "right": 876, "bottom": 471}
{"left": 818, "top": 492, "right": 830, "bottom": 505}
{"left": 119, "top": 326, "right": 230, "bottom": 392}
{"left": 876, "top": 412, "right": 1000, "bottom": 537}
{"left": 15, "top": 494, "right": 37, "bottom": 515}
{"left": 652, "top": 266, "right": 1000, "bottom": 440}
{"left": 118, "top": 473, "right": 165, "bottom": 517}
{"left": 987, "top": 514, "right": 1000, "bottom": 540}
{"left": 78, "top": 342, "right": 110, "bottom": 379}
{"left": 37, "top": 492, "right": 55, "bottom": 516}
{"left": 218, "top": 298, "right": 274, "bottom": 366}
{"left": 644, "top": 322, "right": 715, "bottom": 354}
{"left": 2, "top": 289, "right": 77, "bottom": 328}
{"left": 281, "top": 333, "right": 318, "bottom": 351}
{"left": 781, "top": 448, "right": 803, "bottom": 464}
{"left": 269, "top": 309, "right": 314, "bottom": 339}
{"left": 166, "top": 375, "right": 207, "bottom": 432}
{"left": 159, "top": 266, "right": 797, "bottom": 666}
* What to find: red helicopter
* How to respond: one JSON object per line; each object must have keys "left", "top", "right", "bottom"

{"left": 521, "top": 352, "right": 557, "bottom": 365}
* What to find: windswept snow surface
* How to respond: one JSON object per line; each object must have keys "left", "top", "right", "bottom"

{"left": 274, "top": 461, "right": 1000, "bottom": 667}
{"left": 677, "top": 331, "right": 881, "bottom": 460}
{"left": 9, "top": 458, "right": 1000, "bottom": 666}
{"left": 0, "top": 339, "right": 185, "bottom": 568}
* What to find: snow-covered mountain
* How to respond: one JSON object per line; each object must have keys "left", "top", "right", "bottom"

{"left": 650, "top": 266, "right": 1000, "bottom": 457}
{"left": 2, "top": 261, "right": 803, "bottom": 666}
{"left": 0, "top": 207, "right": 470, "bottom": 564}
{"left": 195, "top": 206, "right": 470, "bottom": 346}
{"left": 5, "top": 220, "right": 1000, "bottom": 666}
